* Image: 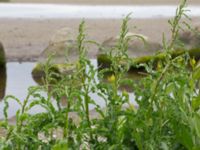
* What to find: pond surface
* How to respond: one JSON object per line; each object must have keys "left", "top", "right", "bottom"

{"left": 0, "top": 62, "right": 36, "bottom": 119}
{"left": 0, "top": 4, "right": 200, "bottom": 19}
{"left": 0, "top": 60, "right": 137, "bottom": 120}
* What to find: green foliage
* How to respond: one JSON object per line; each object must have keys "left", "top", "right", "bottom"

{"left": 1, "top": 0, "right": 200, "bottom": 149}
{"left": 0, "top": 0, "right": 9, "bottom": 2}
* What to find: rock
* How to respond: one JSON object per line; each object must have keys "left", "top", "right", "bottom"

{"left": 97, "top": 33, "right": 162, "bottom": 72}
{"left": 39, "top": 27, "right": 79, "bottom": 64}
{"left": 0, "top": 42, "right": 6, "bottom": 100}
{"left": 99, "top": 33, "right": 162, "bottom": 57}
{"left": 97, "top": 33, "right": 162, "bottom": 90}
{"left": 0, "top": 67, "right": 6, "bottom": 100}
{"left": 32, "top": 62, "right": 76, "bottom": 85}
{"left": 32, "top": 27, "right": 79, "bottom": 85}
{"left": 49, "top": 27, "right": 76, "bottom": 44}
{"left": 0, "top": 41, "right": 6, "bottom": 67}
{"left": 39, "top": 40, "right": 79, "bottom": 64}
{"left": 98, "top": 46, "right": 200, "bottom": 73}
{"left": 177, "top": 26, "right": 200, "bottom": 49}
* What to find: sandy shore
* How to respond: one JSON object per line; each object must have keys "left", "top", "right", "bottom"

{"left": 0, "top": 17, "right": 199, "bottom": 62}
{"left": 10, "top": 0, "right": 200, "bottom": 5}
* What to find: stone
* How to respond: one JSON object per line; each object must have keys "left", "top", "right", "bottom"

{"left": 39, "top": 27, "right": 79, "bottom": 64}
{"left": 32, "top": 27, "right": 79, "bottom": 84}
{"left": 0, "top": 67, "right": 6, "bottom": 100}
{"left": 39, "top": 40, "right": 79, "bottom": 64}
{"left": 99, "top": 33, "right": 162, "bottom": 57}
{"left": 97, "top": 31, "right": 200, "bottom": 72}
{"left": 0, "top": 42, "right": 6, "bottom": 100}
{"left": 177, "top": 26, "right": 200, "bottom": 49}
{"left": 0, "top": 41, "right": 6, "bottom": 67}
{"left": 97, "top": 33, "right": 162, "bottom": 72}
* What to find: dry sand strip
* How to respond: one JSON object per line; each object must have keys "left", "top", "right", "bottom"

{"left": 10, "top": 0, "right": 200, "bottom": 5}
{"left": 0, "top": 17, "right": 199, "bottom": 62}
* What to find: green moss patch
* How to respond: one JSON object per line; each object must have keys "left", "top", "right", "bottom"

{"left": 98, "top": 48, "right": 200, "bottom": 72}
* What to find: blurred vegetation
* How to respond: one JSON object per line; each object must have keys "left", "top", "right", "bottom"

{"left": 0, "top": 0, "right": 9, "bottom": 2}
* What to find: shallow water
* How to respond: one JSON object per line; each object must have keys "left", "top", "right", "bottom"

{"left": 0, "top": 60, "right": 137, "bottom": 120}
{"left": 0, "top": 4, "right": 200, "bottom": 19}
{"left": 0, "top": 62, "right": 36, "bottom": 119}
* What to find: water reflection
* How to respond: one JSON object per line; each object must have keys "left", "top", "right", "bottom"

{"left": 0, "top": 62, "right": 37, "bottom": 119}
{"left": 0, "top": 66, "right": 6, "bottom": 100}
{"left": 0, "top": 60, "right": 138, "bottom": 120}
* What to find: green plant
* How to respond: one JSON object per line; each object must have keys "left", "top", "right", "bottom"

{"left": 1, "top": 0, "right": 200, "bottom": 149}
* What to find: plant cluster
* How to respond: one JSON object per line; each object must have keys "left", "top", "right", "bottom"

{"left": 1, "top": 0, "right": 200, "bottom": 149}
{"left": 0, "top": 0, "right": 10, "bottom": 2}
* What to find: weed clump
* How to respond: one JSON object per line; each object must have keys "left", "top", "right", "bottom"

{"left": 1, "top": 0, "right": 200, "bottom": 149}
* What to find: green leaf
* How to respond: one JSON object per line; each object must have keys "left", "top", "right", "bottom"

{"left": 193, "top": 114, "right": 200, "bottom": 139}
{"left": 193, "top": 66, "right": 200, "bottom": 80}
{"left": 52, "top": 140, "right": 68, "bottom": 150}
{"left": 175, "top": 124, "right": 194, "bottom": 150}
{"left": 160, "top": 142, "right": 169, "bottom": 150}
{"left": 166, "top": 82, "right": 174, "bottom": 95}
{"left": 192, "top": 95, "right": 200, "bottom": 110}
